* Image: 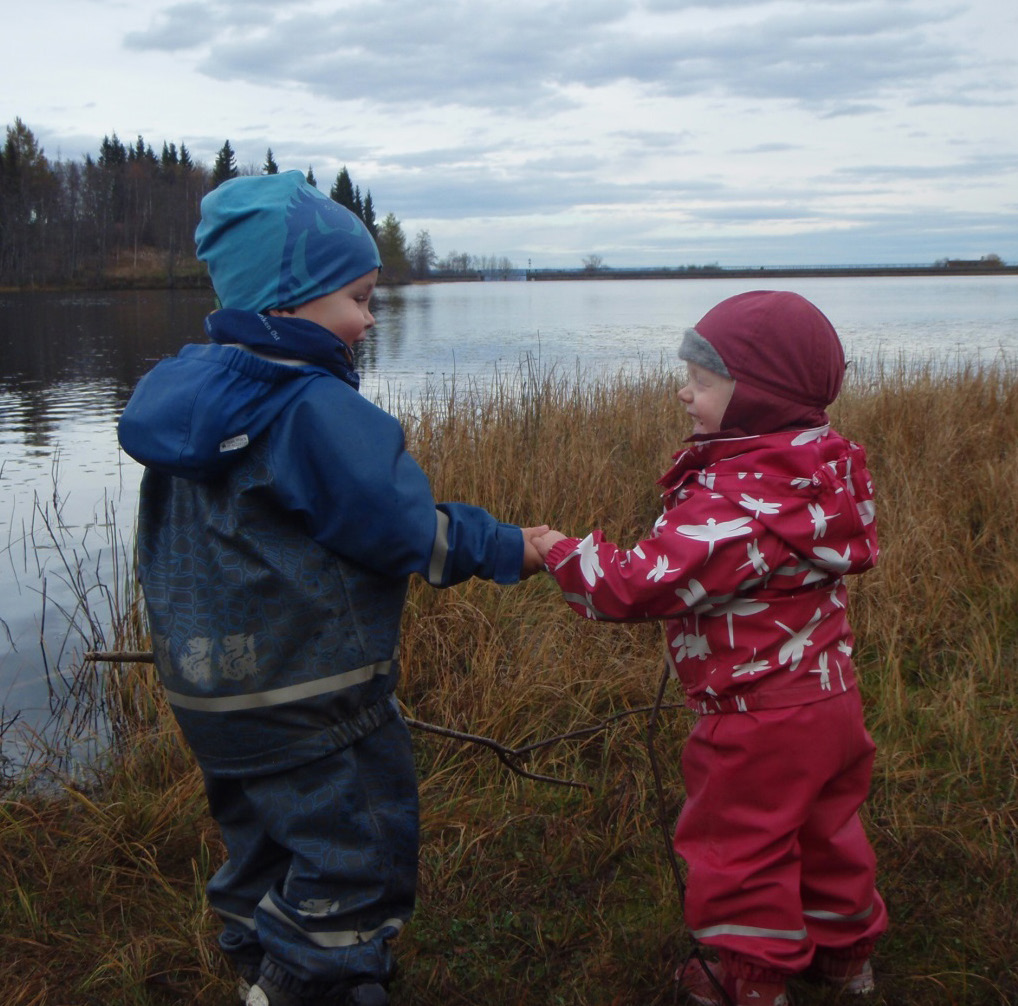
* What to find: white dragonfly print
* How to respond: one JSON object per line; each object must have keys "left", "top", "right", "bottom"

{"left": 856, "top": 498, "right": 876, "bottom": 526}
{"left": 732, "top": 650, "right": 771, "bottom": 679}
{"left": 835, "top": 642, "right": 853, "bottom": 687}
{"left": 737, "top": 540, "right": 770, "bottom": 576}
{"left": 574, "top": 533, "right": 605, "bottom": 587}
{"left": 809, "top": 651, "right": 832, "bottom": 690}
{"left": 807, "top": 502, "right": 838, "bottom": 540}
{"left": 675, "top": 577, "right": 710, "bottom": 609}
{"left": 708, "top": 597, "right": 771, "bottom": 647}
{"left": 672, "top": 629, "right": 712, "bottom": 661}
{"left": 738, "top": 494, "right": 781, "bottom": 518}
{"left": 675, "top": 516, "right": 754, "bottom": 558}
{"left": 839, "top": 455, "right": 858, "bottom": 496}
{"left": 675, "top": 578, "right": 734, "bottom": 614}
{"left": 812, "top": 544, "right": 853, "bottom": 573}
{"left": 647, "top": 554, "right": 682, "bottom": 582}
{"left": 775, "top": 607, "right": 823, "bottom": 671}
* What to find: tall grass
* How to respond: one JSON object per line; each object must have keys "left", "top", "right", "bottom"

{"left": 2, "top": 358, "right": 1016, "bottom": 1004}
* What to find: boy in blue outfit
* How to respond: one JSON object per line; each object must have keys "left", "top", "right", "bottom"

{"left": 118, "top": 171, "right": 546, "bottom": 1006}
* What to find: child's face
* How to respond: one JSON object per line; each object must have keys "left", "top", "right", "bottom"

{"left": 679, "top": 362, "right": 736, "bottom": 435}
{"left": 275, "top": 269, "right": 379, "bottom": 350}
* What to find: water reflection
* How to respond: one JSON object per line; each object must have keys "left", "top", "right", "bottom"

{"left": 2, "top": 277, "right": 1017, "bottom": 764}
{"left": 0, "top": 291, "right": 217, "bottom": 761}
{"left": 0, "top": 291, "right": 210, "bottom": 384}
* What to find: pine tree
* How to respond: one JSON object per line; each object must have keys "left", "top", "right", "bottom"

{"left": 330, "top": 166, "right": 356, "bottom": 212}
{"left": 0, "top": 119, "right": 55, "bottom": 282}
{"left": 160, "top": 142, "right": 179, "bottom": 177}
{"left": 95, "top": 133, "right": 129, "bottom": 254}
{"left": 362, "top": 191, "right": 377, "bottom": 238}
{"left": 306, "top": 165, "right": 317, "bottom": 188}
{"left": 211, "top": 140, "right": 238, "bottom": 188}
{"left": 128, "top": 135, "right": 157, "bottom": 168}
{"left": 98, "top": 133, "right": 127, "bottom": 168}
{"left": 263, "top": 148, "right": 279, "bottom": 174}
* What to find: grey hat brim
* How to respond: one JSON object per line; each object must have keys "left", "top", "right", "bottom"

{"left": 678, "top": 327, "right": 731, "bottom": 378}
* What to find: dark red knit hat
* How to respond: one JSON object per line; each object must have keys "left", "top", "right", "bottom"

{"left": 683, "top": 290, "right": 845, "bottom": 437}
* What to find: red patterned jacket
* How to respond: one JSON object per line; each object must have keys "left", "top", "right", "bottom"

{"left": 544, "top": 426, "right": 878, "bottom": 713}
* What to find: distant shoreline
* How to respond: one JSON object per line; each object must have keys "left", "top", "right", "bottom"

{"left": 3, "top": 262, "right": 1015, "bottom": 295}
{"left": 522, "top": 263, "right": 1018, "bottom": 281}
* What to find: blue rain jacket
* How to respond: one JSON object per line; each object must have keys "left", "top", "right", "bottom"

{"left": 118, "top": 309, "right": 523, "bottom": 775}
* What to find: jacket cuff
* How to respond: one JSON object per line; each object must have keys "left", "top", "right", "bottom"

{"left": 544, "top": 537, "right": 580, "bottom": 570}
{"left": 492, "top": 524, "right": 525, "bottom": 584}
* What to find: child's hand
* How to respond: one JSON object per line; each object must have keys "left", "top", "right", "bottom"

{"left": 520, "top": 525, "right": 551, "bottom": 578}
{"left": 532, "top": 528, "right": 567, "bottom": 560}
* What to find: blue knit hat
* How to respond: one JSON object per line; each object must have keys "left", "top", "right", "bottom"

{"left": 194, "top": 170, "right": 381, "bottom": 312}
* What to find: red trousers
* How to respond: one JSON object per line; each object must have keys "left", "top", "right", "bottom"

{"left": 673, "top": 689, "right": 887, "bottom": 975}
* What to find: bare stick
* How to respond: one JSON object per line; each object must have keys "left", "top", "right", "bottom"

{"left": 404, "top": 717, "right": 590, "bottom": 790}
{"left": 84, "top": 650, "right": 155, "bottom": 663}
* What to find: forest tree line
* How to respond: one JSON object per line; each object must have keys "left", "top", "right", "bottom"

{"left": 0, "top": 119, "right": 513, "bottom": 289}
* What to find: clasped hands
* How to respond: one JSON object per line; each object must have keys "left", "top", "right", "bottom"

{"left": 520, "top": 525, "right": 568, "bottom": 578}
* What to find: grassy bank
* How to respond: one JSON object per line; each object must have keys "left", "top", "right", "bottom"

{"left": 2, "top": 361, "right": 1016, "bottom": 1005}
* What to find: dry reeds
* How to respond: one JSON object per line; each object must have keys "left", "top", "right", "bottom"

{"left": 2, "top": 358, "right": 1016, "bottom": 1004}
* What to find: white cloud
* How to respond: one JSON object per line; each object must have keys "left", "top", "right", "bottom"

{"left": 3, "top": 0, "right": 1017, "bottom": 266}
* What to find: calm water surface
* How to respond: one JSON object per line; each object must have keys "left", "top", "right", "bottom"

{"left": 2, "top": 276, "right": 1017, "bottom": 757}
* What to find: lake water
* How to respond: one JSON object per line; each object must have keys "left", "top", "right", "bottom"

{"left": 2, "top": 275, "right": 1017, "bottom": 764}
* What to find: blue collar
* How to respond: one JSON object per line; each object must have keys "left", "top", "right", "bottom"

{"left": 204, "top": 309, "right": 360, "bottom": 390}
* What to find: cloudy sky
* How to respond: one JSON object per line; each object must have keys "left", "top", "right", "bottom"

{"left": 6, "top": 0, "right": 1018, "bottom": 268}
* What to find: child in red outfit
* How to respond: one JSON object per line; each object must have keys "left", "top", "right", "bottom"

{"left": 534, "top": 291, "right": 887, "bottom": 1006}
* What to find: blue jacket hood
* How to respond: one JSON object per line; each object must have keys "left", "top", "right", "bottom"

{"left": 118, "top": 310, "right": 352, "bottom": 480}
